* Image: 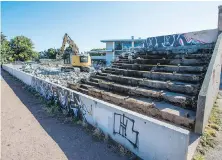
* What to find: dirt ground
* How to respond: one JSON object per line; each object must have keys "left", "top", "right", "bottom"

{"left": 205, "top": 97, "right": 222, "bottom": 160}
{"left": 1, "top": 69, "right": 128, "bottom": 160}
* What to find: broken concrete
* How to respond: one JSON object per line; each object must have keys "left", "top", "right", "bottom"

{"left": 19, "top": 63, "right": 92, "bottom": 87}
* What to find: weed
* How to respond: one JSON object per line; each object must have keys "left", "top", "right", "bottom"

{"left": 103, "top": 134, "right": 109, "bottom": 143}
{"left": 117, "top": 144, "right": 129, "bottom": 156}
{"left": 209, "top": 104, "right": 222, "bottom": 126}
{"left": 193, "top": 153, "right": 204, "bottom": 160}
{"left": 76, "top": 120, "right": 82, "bottom": 125}
{"left": 193, "top": 101, "right": 222, "bottom": 160}
{"left": 205, "top": 128, "right": 216, "bottom": 137}
{"left": 208, "top": 124, "right": 220, "bottom": 131}
{"left": 44, "top": 103, "right": 60, "bottom": 115}
{"left": 92, "top": 128, "right": 102, "bottom": 139}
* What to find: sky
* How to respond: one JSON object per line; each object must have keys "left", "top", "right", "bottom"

{"left": 1, "top": 1, "right": 222, "bottom": 52}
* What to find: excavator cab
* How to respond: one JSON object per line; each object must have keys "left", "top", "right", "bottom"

{"left": 58, "top": 33, "right": 91, "bottom": 71}
{"left": 71, "top": 54, "right": 91, "bottom": 67}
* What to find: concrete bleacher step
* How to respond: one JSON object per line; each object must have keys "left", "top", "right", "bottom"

{"left": 81, "top": 78, "right": 195, "bottom": 109}
{"left": 68, "top": 83, "right": 195, "bottom": 130}
{"left": 68, "top": 47, "right": 213, "bottom": 131}
{"left": 116, "top": 58, "right": 209, "bottom": 66}
{"left": 120, "top": 53, "right": 212, "bottom": 60}
{"left": 97, "top": 70, "right": 203, "bottom": 83}
{"left": 90, "top": 75, "right": 199, "bottom": 95}
{"left": 110, "top": 64, "right": 207, "bottom": 73}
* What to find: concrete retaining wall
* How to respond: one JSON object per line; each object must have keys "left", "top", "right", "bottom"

{"left": 195, "top": 33, "right": 222, "bottom": 134}
{"left": 3, "top": 64, "right": 190, "bottom": 160}
{"left": 144, "top": 29, "right": 218, "bottom": 49}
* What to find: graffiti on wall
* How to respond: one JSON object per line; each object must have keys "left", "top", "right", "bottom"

{"left": 144, "top": 29, "right": 218, "bottom": 49}
{"left": 69, "top": 92, "right": 93, "bottom": 118}
{"left": 31, "top": 77, "right": 92, "bottom": 119}
{"left": 113, "top": 113, "right": 139, "bottom": 148}
{"left": 31, "top": 77, "right": 139, "bottom": 148}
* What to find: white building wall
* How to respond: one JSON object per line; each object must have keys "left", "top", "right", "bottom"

{"left": 106, "top": 42, "right": 115, "bottom": 66}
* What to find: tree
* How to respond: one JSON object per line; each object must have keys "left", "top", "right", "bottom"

{"left": 91, "top": 48, "right": 106, "bottom": 51}
{"left": 46, "top": 48, "right": 56, "bottom": 59}
{"left": 0, "top": 32, "right": 12, "bottom": 64}
{"left": 9, "top": 36, "right": 38, "bottom": 61}
{"left": 39, "top": 47, "right": 73, "bottom": 59}
{"left": 1, "top": 32, "right": 7, "bottom": 42}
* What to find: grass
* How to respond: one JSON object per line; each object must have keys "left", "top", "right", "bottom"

{"left": 44, "top": 103, "right": 60, "bottom": 115}
{"left": 193, "top": 102, "right": 222, "bottom": 160}
{"left": 193, "top": 153, "right": 204, "bottom": 160}
{"left": 92, "top": 128, "right": 102, "bottom": 139}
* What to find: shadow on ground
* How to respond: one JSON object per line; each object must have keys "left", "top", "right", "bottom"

{"left": 1, "top": 69, "right": 128, "bottom": 160}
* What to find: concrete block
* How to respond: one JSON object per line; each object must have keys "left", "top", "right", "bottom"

{"left": 195, "top": 33, "right": 222, "bottom": 134}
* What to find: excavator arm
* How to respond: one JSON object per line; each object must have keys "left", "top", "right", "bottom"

{"left": 57, "top": 33, "right": 79, "bottom": 59}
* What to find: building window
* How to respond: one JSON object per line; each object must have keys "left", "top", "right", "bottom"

{"left": 115, "top": 42, "right": 122, "bottom": 50}
{"left": 134, "top": 41, "right": 144, "bottom": 48}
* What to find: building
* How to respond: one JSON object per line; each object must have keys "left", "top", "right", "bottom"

{"left": 90, "top": 36, "right": 145, "bottom": 66}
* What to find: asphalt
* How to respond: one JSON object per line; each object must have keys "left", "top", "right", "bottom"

{"left": 1, "top": 69, "right": 128, "bottom": 160}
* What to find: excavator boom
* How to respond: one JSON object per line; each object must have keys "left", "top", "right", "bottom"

{"left": 57, "top": 33, "right": 79, "bottom": 59}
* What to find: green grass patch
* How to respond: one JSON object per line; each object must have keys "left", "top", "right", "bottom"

{"left": 193, "top": 102, "right": 222, "bottom": 160}
{"left": 193, "top": 153, "right": 204, "bottom": 160}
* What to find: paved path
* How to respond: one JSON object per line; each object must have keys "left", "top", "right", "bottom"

{"left": 1, "top": 70, "right": 128, "bottom": 160}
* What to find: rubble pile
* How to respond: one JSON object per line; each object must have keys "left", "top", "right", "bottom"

{"left": 20, "top": 64, "right": 92, "bottom": 87}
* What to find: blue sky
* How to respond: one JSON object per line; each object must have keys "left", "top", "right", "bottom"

{"left": 1, "top": 1, "right": 221, "bottom": 52}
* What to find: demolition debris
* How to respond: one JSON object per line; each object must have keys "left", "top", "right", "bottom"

{"left": 20, "top": 63, "right": 93, "bottom": 87}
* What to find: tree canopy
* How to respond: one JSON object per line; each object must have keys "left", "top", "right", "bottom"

{"left": 39, "top": 46, "right": 73, "bottom": 59}
{"left": 0, "top": 33, "right": 39, "bottom": 63}
{"left": 90, "top": 48, "right": 106, "bottom": 51}
{"left": 1, "top": 32, "right": 13, "bottom": 63}
{"left": 10, "top": 36, "right": 39, "bottom": 61}
{"left": 39, "top": 48, "right": 60, "bottom": 59}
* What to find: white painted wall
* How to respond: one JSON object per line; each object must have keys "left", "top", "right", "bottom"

{"left": 3, "top": 64, "right": 190, "bottom": 160}
{"left": 106, "top": 42, "right": 114, "bottom": 50}
{"left": 105, "top": 51, "right": 114, "bottom": 66}
{"left": 195, "top": 33, "right": 222, "bottom": 134}
{"left": 105, "top": 42, "right": 115, "bottom": 66}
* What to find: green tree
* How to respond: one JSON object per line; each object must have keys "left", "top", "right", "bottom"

{"left": 1, "top": 32, "right": 7, "bottom": 42}
{"left": 39, "top": 47, "right": 71, "bottom": 59}
{"left": 91, "top": 48, "right": 106, "bottom": 51}
{"left": 9, "top": 36, "right": 38, "bottom": 61}
{"left": 0, "top": 32, "right": 12, "bottom": 64}
{"left": 46, "top": 48, "right": 59, "bottom": 59}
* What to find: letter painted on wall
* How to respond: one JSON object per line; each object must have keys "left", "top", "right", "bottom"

{"left": 144, "top": 29, "right": 218, "bottom": 49}
{"left": 113, "top": 113, "right": 139, "bottom": 148}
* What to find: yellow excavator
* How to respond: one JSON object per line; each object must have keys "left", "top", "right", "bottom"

{"left": 57, "top": 33, "right": 91, "bottom": 72}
